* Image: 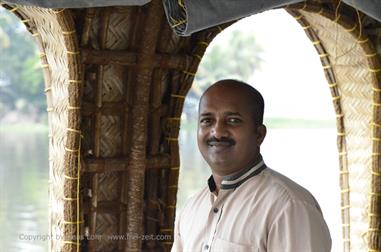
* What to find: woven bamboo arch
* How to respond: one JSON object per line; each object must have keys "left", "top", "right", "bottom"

{"left": 286, "top": 2, "right": 381, "bottom": 251}
{"left": 1, "top": 0, "right": 381, "bottom": 251}
{"left": 2, "top": 4, "right": 83, "bottom": 252}
{"left": 1, "top": 4, "right": 82, "bottom": 252}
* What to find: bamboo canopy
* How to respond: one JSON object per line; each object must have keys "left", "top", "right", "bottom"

{"left": 1, "top": 0, "right": 381, "bottom": 251}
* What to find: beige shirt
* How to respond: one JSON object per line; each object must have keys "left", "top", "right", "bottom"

{"left": 171, "top": 160, "right": 332, "bottom": 252}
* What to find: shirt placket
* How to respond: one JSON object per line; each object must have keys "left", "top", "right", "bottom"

{"left": 203, "top": 190, "right": 229, "bottom": 252}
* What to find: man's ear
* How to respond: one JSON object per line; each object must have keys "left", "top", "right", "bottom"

{"left": 256, "top": 125, "right": 267, "bottom": 146}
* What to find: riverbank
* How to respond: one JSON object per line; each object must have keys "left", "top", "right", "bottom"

{"left": 180, "top": 117, "right": 335, "bottom": 131}
{"left": 0, "top": 123, "right": 48, "bottom": 133}
{"left": 0, "top": 117, "right": 335, "bottom": 133}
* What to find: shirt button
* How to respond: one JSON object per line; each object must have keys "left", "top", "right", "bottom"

{"left": 213, "top": 207, "right": 219, "bottom": 213}
{"left": 204, "top": 244, "right": 209, "bottom": 250}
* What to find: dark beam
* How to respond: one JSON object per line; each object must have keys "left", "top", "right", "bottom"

{"left": 83, "top": 155, "right": 171, "bottom": 173}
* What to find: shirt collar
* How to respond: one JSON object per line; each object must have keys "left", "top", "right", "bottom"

{"left": 207, "top": 157, "right": 267, "bottom": 192}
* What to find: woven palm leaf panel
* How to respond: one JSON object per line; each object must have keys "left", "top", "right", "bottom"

{"left": 1, "top": 1, "right": 227, "bottom": 251}
{"left": 0, "top": 3, "right": 82, "bottom": 252}
{"left": 286, "top": 2, "right": 381, "bottom": 251}
{"left": 74, "top": 3, "right": 224, "bottom": 251}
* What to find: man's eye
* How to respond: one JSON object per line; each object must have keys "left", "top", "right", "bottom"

{"left": 200, "top": 118, "right": 212, "bottom": 125}
{"left": 228, "top": 118, "right": 241, "bottom": 124}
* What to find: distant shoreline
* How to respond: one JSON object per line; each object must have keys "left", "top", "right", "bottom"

{"left": 180, "top": 117, "right": 336, "bottom": 131}
{"left": 0, "top": 117, "right": 335, "bottom": 133}
{"left": 264, "top": 117, "right": 335, "bottom": 129}
{"left": 0, "top": 123, "right": 48, "bottom": 132}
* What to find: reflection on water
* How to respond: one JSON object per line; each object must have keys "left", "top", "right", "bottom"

{"left": 0, "top": 127, "right": 341, "bottom": 251}
{"left": 0, "top": 130, "right": 49, "bottom": 252}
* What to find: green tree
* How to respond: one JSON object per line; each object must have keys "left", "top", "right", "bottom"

{"left": 183, "top": 28, "right": 263, "bottom": 121}
{"left": 193, "top": 29, "right": 263, "bottom": 97}
{"left": 0, "top": 8, "right": 45, "bottom": 120}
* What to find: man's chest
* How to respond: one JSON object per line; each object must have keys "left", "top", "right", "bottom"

{"left": 180, "top": 191, "right": 272, "bottom": 252}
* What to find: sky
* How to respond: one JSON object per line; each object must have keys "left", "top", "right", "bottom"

{"left": 210, "top": 9, "right": 336, "bottom": 120}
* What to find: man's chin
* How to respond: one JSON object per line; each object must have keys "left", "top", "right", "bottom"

{"left": 207, "top": 145, "right": 233, "bottom": 155}
{"left": 208, "top": 159, "right": 234, "bottom": 173}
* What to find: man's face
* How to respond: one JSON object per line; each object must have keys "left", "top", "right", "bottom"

{"left": 197, "top": 85, "right": 266, "bottom": 176}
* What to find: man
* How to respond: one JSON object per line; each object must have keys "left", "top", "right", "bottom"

{"left": 171, "top": 79, "right": 331, "bottom": 252}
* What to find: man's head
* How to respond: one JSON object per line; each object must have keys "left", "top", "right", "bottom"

{"left": 197, "top": 79, "right": 267, "bottom": 177}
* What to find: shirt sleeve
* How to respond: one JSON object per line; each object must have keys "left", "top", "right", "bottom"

{"left": 267, "top": 200, "right": 332, "bottom": 252}
{"left": 171, "top": 209, "right": 183, "bottom": 252}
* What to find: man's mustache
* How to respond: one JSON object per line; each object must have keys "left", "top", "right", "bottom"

{"left": 206, "top": 137, "right": 236, "bottom": 146}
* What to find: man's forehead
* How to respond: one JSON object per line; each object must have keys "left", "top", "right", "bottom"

{"left": 201, "top": 87, "right": 243, "bottom": 101}
{"left": 203, "top": 84, "right": 246, "bottom": 98}
{"left": 200, "top": 96, "right": 238, "bottom": 109}
{"left": 200, "top": 90, "right": 248, "bottom": 108}
{"left": 198, "top": 96, "right": 250, "bottom": 116}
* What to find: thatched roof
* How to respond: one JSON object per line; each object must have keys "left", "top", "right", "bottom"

{"left": 4, "top": 0, "right": 381, "bottom": 35}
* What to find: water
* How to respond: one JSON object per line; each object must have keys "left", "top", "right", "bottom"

{"left": 0, "top": 127, "right": 341, "bottom": 251}
{"left": 0, "top": 130, "right": 49, "bottom": 252}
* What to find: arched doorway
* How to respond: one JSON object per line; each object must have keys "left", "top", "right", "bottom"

{"left": 177, "top": 7, "right": 343, "bottom": 251}
{"left": 177, "top": 2, "right": 380, "bottom": 250}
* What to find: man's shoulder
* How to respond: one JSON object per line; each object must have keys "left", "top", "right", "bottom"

{"left": 261, "top": 168, "right": 319, "bottom": 207}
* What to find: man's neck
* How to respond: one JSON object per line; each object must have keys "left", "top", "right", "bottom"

{"left": 212, "top": 155, "right": 262, "bottom": 195}
{"left": 212, "top": 174, "right": 223, "bottom": 195}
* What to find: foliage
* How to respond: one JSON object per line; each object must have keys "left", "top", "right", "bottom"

{"left": 193, "top": 29, "right": 263, "bottom": 97}
{"left": 183, "top": 27, "right": 263, "bottom": 121}
{"left": 0, "top": 8, "right": 45, "bottom": 121}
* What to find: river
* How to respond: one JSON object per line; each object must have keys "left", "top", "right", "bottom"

{"left": 0, "top": 127, "right": 342, "bottom": 251}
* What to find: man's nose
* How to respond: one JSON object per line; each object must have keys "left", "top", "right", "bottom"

{"left": 211, "top": 120, "right": 228, "bottom": 139}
